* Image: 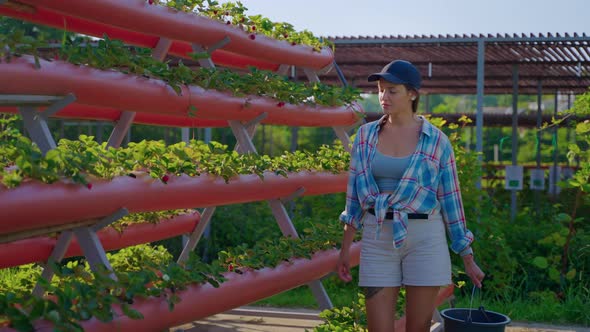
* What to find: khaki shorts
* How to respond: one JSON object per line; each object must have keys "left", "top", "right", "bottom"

{"left": 358, "top": 212, "right": 452, "bottom": 287}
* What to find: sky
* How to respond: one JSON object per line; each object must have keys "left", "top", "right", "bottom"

{"left": 222, "top": 0, "right": 589, "bottom": 37}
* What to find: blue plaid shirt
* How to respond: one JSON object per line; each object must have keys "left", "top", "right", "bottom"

{"left": 339, "top": 115, "right": 474, "bottom": 254}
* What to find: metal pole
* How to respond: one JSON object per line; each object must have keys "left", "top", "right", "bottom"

{"left": 333, "top": 61, "right": 349, "bottom": 87}
{"left": 475, "top": 40, "right": 485, "bottom": 189}
{"left": 536, "top": 82, "right": 543, "bottom": 169}
{"left": 535, "top": 80, "right": 543, "bottom": 213}
{"left": 551, "top": 91, "right": 559, "bottom": 196}
{"left": 511, "top": 65, "right": 518, "bottom": 221}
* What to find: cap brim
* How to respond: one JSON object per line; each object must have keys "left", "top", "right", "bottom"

{"left": 367, "top": 73, "right": 407, "bottom": 85}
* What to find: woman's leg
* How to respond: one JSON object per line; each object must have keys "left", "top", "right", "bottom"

{"left": 364, "top": 286, "right": 400, "bottom": 332}
{"left": 405, "top": 285, "right": 440, "bottom": 332}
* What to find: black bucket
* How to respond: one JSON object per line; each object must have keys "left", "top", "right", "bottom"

{"left": 441, "top": 307, "right": 511, "bottom": 332}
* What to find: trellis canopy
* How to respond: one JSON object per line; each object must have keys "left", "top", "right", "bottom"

{"left": 320, "top": 33, "right": 590, "bottom": 95}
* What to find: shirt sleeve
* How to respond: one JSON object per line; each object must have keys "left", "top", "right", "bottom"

{"left": 437, "top": 140, "right": 474, "bottom": 253}
{"left": 339, "top": 127, "right": 364, "bottom": 231}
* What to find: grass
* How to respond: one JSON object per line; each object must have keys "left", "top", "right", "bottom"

{"left": 253, "top": 273, "right": 358, "bottom": 309}
{"left": 253, "top": 275, "right": 590, "bottom": 327}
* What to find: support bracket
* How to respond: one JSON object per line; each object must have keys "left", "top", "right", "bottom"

{"left": 32, "top": 208, "right": 128, "bottom": 297}
{"left": 277, "top": 64, "right": 290, "bottom": 76}
{"left": 207, "top": 36, "right": 231, "bottom": 54}
{"left": 332, "top": 126, "right": 352, "bottom": 153}
{"left": 107, "top": 111, "right": 136, "bottom": 148}
{"left": 177, "top": 207, "right": 216, "bottom": 263}
{"left": 13, "top": 94, "right": 77, "bottom": 155}
{"left": 279, "top": 187, "right": 306, "bottom": 204}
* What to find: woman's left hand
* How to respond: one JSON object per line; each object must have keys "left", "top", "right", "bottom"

{"left": 462, "top": 255, "right": 485, "bottom": 288}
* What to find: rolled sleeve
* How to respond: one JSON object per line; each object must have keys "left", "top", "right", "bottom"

{"left": 437, "top": 143, "right": 474, "bottom": 253}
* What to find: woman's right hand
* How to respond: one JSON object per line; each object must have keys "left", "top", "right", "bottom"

{"left": 336, "top": 249, "right": 352, "bottom": 282}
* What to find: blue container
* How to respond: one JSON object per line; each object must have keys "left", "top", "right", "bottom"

{"left": 441, "top": 308, "right": 511, "bottom": 332}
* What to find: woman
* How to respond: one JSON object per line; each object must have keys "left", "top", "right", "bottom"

{"left": 336, "top": 60, "right": 485, "bottom": 332}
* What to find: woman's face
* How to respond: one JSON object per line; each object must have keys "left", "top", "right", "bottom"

{"left": 378, "top": 80, "right": 415, "bottom": 115}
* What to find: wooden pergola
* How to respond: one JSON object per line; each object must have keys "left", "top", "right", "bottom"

{"left": 321, "top": 33, "right": 590, "bottom": 95}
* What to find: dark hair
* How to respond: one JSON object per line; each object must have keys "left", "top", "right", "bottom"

{"left": 405, "top": 84, "right": 420, "bottom": 113}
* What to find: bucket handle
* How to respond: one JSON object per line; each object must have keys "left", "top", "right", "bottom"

{"left": 466, "top": 284, "right": 477, "bottom": 323}
{"left": 466, "top": 284, "right": 492, "bottom": 324}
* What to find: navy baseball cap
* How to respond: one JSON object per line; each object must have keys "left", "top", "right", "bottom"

{"left": 367, "top": 60, "right": 422, "bottom": 90}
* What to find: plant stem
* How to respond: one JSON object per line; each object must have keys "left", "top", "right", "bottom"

{"left": 561, "top": 189, "right": 582, "bottom": 277}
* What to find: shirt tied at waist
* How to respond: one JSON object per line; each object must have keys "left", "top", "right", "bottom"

{"left": 368, "top": 193, "right": 409, "bottom": 249}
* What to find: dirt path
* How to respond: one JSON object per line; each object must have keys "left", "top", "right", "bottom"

{"left": 173, "top": 306, "right": 590, "bottom": 332}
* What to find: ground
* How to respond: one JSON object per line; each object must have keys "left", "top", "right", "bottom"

{"left": 172, "top": 306, "right": 590, "bottom": 332}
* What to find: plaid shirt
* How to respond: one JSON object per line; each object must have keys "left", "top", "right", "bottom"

{"left": 339, "top": 115, "right": 474, "bottom": 254}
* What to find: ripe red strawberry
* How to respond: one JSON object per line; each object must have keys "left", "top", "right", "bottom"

{"left": 276, "top": 102, "right": 285, "bottom": 107}
{"left": 228, "top": 264, "right": 234, "bottom": 272}
{"left": 249, "top": 34, "right": 256, "bottom": 40}
{"left": 283, "top": 34, "right": 289, "bottom": 38}
{"left": 161, "top": 175, "right": 170, "bottom": 183}
{"left": 86, "top": 183, "right": 93, "bottom": 190}
{"left": 148, "top": 0, "right": 153, "bottom": 4}
{"left": 226, "top": 21, "right": 231, "bottom": 25}
{"left": 291, "top": 42, "right": 297, "bottom": 46}
{"left": 251, "top": 26, "right": 256, "bottom": 31}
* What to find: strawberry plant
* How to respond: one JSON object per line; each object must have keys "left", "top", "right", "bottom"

{"left": 1, "top": 31, "right": 361, "bottom": 107}
{"left": 531, "top": 89, "right": 590, "bottom": 290}
{"left": 150, "top": 0, "right": 332, "bottom": 52}
{"left": 0, "top": 219, "right": 347, "bottom": 331}
{"left": 0, "top": 115, "right": 350, "bottom": 188}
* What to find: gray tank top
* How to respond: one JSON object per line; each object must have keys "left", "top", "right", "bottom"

{"left": 372, "top": 149, "right": 412, "bottom": 192}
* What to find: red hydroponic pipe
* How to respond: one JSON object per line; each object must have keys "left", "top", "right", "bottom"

{"left": 0, "top": 243, "right": 362, "bottom": 332}
{"left": 0, "top": 244, "right": 455, "bottom": 332}
{"left": 6, "top": 0, "right": 333, "bottom": 70}
{"left": 0, "top": 105, "right": 229, "bottom": 128}
{"left": 0, "top": 4, "right": 277, "bottom": 71}
{"left": 0, "top": 212, "right": 200, "bottom": 269}
{"left": 0, "top": 56, "right": 361, "bottom": 127}
{"left": 0, "top": 171, "right": 347, "bottom": 236}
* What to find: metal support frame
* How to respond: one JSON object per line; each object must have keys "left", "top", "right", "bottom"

{"left": 333, "top": 61, "right": 349, "bottom": 87}
{"left": 11, "top": 94, "right": 76, "bottom": 155}
{"left": 191, "top": 44, "right": 216, "bottom": 68}
{"left": 107, "top": 38, "right": 173, "bottom": 148}
{"left": 277, "top": 64, "right": 290, "bottom": 76}
{"left": 177, "top": 206, "right": 216, "bottom": 263}
{"left": 510, "top": 65, "right": 519, "bottom": 221}
{"left": 332, "top": 126, "right": 352, "bottom": 153}
{"left": 107, "top": 110, "right": 136, "bottom": 148}
{"left": 232, "top": 120, "right": 332, "bottom": 310}
{"left": 303, "top": 68, "right": 320, "bottom": 83}
{"left": 175, "top": 57, "right": 346, "bottom": 310}
{"left": 32, "top": 208, "right": 128, "bottom": 297}
{"left": 279, "top": 187, "right": 306, "bottom": 205}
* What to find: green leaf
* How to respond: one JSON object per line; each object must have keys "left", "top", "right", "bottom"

{"left": 555, "top": 213, "right": 571, "bottom": 223}
{"left": 188, "top": 52, "right": 210, "bottom": 60}
{"left": 565, "top": 269, "right": 576, "bottom": 280}
{"left": 548, "top": 268, "right": 560, "bottom": 282}
{"left": 121, "top": 303, "right": 144, "bottom": 320}
{"left": 532, "top": 256, "right": 548, "bottom": 269}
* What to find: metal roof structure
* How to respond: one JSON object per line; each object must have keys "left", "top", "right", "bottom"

{"left": 318, "top": 33, "right": 590, "bottom": 95}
